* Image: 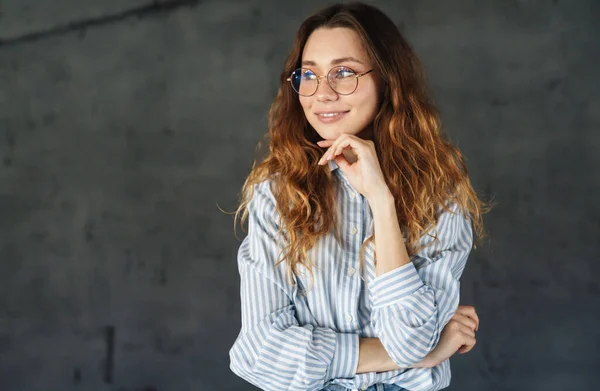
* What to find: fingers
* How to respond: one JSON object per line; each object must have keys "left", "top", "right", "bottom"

{"left": 317, "top": 140, "right": 338, "bottom": 165}
{"left": 451, "top": 313, "right": 478, "bottom": 332}
{"left": 445, "top": 318, "right": 475, "bottom": 339}
{"left": 316, "top": 139, "right": 334, "bottom": 147}
{"left": 456, "top": 305, "right": 479, "bottom": 331}
{"left": 332, "top": 143, "right": 353, "bottom": 161}
{"left": 457, "top": 331, "right": 477, "bottom": 354}
{"left": 316, "top": 134, "right": 371, "bottom": 165}
{"left": 324, "top": 137, "right": 358, "bottom": 163}
{"left": 316, "top": 139, "right": 333, "bottom": 165}
{"left": 454, "top": 320, "right": 475, "bottom": 338}
{"left": 458, "top": 341, "right": 476, "bottom": 354}
{"left": 446, "top": 318, "right": 477, "bottom": 355}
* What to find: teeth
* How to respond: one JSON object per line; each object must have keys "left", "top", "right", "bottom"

{"left": 320, "top": 112, "right": 342, "bottom": 117}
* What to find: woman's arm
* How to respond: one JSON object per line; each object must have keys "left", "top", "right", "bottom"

{"left": 369, "top": 190, "right": 412, "bottom": 275}
{"left": 357, "top": 304, "right": 479, "bottom": 374}
{"left": 230, "top": 259, "right": 360, "bottom": 390}
{"left": 357, "top": 336, "right": 445, "bottom": 373}
{"left": 367, "top": 189, "right": 474, "bottom": 368}
{"left": 229, "top": 182, "right": 360, "bottom": 391}
{"left": 317, "top": 134, "right": 476, "bottom": 370}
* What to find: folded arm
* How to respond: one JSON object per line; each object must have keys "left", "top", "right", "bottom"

{"left": 229, "top": 182, "right": 360, "bottom": 391}
{"left": 368, "top": 192, "right": 473, "bottom": 368}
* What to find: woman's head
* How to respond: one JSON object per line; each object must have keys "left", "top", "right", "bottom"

{"left": 296, "top": 27, "right": 380, "bottom": 141}
{"left": 237, "top": 2, "right": 489, "bottom": 287}
{"left": 279, "top": 2, "right": 428, "bottom": 144}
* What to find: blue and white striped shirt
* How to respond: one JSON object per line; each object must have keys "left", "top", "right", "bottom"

{"left": 229, "top": 161, "right": 474, "bottom": 391}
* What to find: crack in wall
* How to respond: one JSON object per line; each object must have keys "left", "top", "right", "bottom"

{"left": 0, "top": 0, "right": 202, "bottom": 48}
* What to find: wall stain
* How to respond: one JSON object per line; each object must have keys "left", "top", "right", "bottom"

{"left": 72, "top": 367, "right": 82, "bottom": 385}
{"left": 0, "top": 0, "right": 204, "bottom": 48}
{"left": 104, "top": 325, "right": 116, "bottom": 384}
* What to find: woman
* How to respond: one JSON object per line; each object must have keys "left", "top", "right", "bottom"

{"left": 229, "top": 3, "right": 489, "bottom": 391}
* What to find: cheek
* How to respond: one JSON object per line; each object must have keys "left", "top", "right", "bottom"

{"left": 354, "top": 90, "right": 380, "bottom": 116}
{"left": 299, "top": 97, "right": 312, "bottom": 113}
{"left": 365, "top": 84, "right": 381, "bottom": 107}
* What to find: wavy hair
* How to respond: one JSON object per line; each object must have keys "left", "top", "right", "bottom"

{"left": 235, "top": 2, "right": 492, "bottom": 286}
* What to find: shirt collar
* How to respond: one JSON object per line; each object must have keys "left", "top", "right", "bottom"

{"left": 328, "top": 159, "right": 354, "bottom": 187}
{"left": 327, "top": 160, "right": 338, "bottom": 172}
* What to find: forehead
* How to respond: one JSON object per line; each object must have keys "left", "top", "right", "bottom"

{"left": 301, "top": 27, "right": 367, "bottom": 66}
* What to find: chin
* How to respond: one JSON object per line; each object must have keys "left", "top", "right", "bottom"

{"left": 311, "top": 123, "right": 351, "bottom": 140}
{"left": 314, "top": 128, "right": 341, "bottom": 140}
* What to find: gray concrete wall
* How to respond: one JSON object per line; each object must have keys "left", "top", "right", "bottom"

{"left": 0, "top": 0, "right": 598, "bottom": 390}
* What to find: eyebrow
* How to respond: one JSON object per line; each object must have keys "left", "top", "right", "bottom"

{"left": 301, "top": 57, "right": 365, "bottom": 66}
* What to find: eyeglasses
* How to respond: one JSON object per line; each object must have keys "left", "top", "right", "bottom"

{"left": 287, "top": 66, "right": 373, "bottom": 96}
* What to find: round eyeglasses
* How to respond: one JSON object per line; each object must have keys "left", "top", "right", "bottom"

{"left": 287, "top": 66, "right": 373, "bottom": 96}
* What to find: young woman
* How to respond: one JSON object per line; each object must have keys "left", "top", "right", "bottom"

{"left": 229, "top": 3, "right": 488, "bottom": 391}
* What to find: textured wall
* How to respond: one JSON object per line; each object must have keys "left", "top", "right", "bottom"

{"left": 0, "top": 0, "right": 598, "bottom": 390}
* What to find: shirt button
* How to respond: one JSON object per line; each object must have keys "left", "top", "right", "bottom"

{"left": 346, "top": 314, "right": 353, "bottom": 323}
{"left": 361, "top": 385, "right": 369, "bottom": 390}
{"left": 350, "top": 226, "right": 357, "bottom": 235}
{"left": 349, "top": 192, "right": 356, "bottom": 200}
{"left": 348, "top": 266, "right": 356, "bottom": 276}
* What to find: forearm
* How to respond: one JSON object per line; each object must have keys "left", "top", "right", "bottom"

{"left": 231, "top": 312, "right": 359, "bottom": 390}
{"left": 367, "top": 190, "right": 440, "bottom": 368}
{"left": 368, "top": 190, "right": 411, "bottom": 276}
{"left": 356, "top": 337, "right": 434, "bottom": 373}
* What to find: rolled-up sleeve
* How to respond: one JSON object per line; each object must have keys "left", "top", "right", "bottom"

{"left": 229, "top": 181, "right": 359, "bottom": 391}
{"left": 369, "top": 201, "right": 473, "bottom": 368}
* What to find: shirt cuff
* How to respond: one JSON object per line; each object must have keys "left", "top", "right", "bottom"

{"left": 325, "top": 332, "right": 359, "bottom": 381}
{"left": 370, "top": 262, "right": 424, "bottom": 308}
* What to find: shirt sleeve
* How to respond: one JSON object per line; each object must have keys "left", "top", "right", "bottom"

{"left": 369, "top": 201, "right": 474, "bottom": 368}
{"left": 229, "top": 181, "right": 360, "bottom": 391}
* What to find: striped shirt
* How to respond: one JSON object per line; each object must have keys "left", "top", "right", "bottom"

{"left": 229, "top": 160, "right": 474, "bottom": 391}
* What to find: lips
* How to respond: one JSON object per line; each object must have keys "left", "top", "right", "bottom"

{"left": 314, "top": 110, "right": 350, "bottom": 124}
{"left": 315, "top": 110, "right": 350, "bottom": 117}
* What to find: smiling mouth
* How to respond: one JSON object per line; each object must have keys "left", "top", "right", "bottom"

{"left": 316, "top": 111, "right": 350, "bottom": 118}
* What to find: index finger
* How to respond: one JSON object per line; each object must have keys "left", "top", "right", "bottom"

{"left": 457, "top": 305, "right": 479, "bottom": 331}
{"left": 317, "top": 139, "right": 334, "bottom": 147}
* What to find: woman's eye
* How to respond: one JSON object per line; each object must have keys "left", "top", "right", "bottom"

{"left": 302, "top": 71, "right": 317, "bottom": 80}
{"left": 335, "top": 68, "right": 355, "bottom": 78}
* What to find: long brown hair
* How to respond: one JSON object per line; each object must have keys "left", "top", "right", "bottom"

{"left": 235, "top": 2, "right": 491, "bottom": 286}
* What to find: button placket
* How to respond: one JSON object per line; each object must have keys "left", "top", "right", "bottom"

{"left": 338, "top": 171, "right": 362, "bottom": 331}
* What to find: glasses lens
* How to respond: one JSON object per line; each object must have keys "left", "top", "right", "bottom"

{"left": 328, "top": 66, "right": 358, "bottom": 95}
{"left": 291, "top": 68, "right": 318, "bottom": 96}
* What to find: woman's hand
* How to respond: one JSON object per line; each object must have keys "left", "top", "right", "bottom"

{"left": 317, "top": 134, "right": 389, "bottom": 201}
{"left": 421, "top": 305, "right": 480, "bottom": 368}
{"left": 454, "top": 305, "right": 479, "bottom": 353}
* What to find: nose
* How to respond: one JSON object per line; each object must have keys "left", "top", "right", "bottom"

{"left": 315, "top": 77, "right": 338, "bottom": 102}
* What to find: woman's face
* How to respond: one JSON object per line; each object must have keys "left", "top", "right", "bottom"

{"left": 299, "top": 27, "right": 380, "bottom": 141}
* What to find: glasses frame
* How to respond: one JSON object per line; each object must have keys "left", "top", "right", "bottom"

{"left": 286, "top": 66, "right": 374, "bottom": 97}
